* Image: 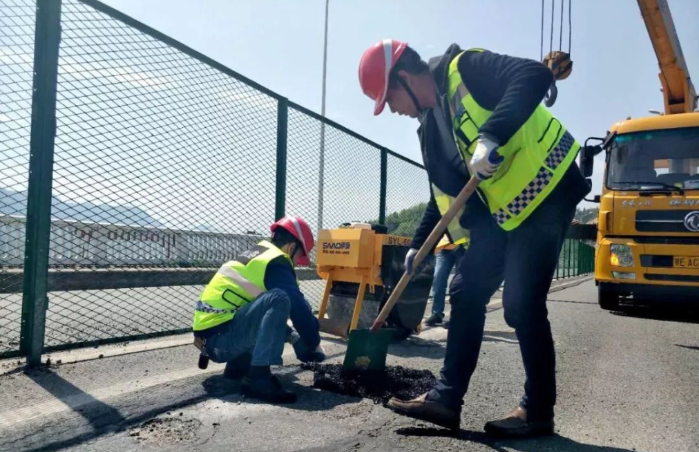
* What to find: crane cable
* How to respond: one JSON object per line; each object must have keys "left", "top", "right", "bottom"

{"left": 541, "top": 0, "right": 573, "bottom": 107}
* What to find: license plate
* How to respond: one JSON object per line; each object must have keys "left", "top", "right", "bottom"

{"left": 673, "top": 256, "right": 699, "bottom": 269}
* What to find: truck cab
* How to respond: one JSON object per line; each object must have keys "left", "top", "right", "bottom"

{"left": 593, "top": 113, "right": 699, "bottom": 309}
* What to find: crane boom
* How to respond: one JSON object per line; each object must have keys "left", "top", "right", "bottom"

{"left": 637, "top": 0, "right": 697, "bottom": 114}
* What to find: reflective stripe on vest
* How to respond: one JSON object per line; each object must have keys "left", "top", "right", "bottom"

{"left": 192, "top": 240, "right": 293, "bottom": 331}
{"left": 446, "top": 49, "right": 580, "bottom": 231}
{"left": 195, "top": 300, "right": 235, "bottom": 314}
{"left": 216, "top": 265, "right": 263, "bottom": 299}
{"left": 432, "top": 183, "right": 469, "bottom": 246}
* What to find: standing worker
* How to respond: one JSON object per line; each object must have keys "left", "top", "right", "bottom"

{"left": 192, "top": 215, "right": 326, "bottom": 404}
{"left": 424, "top": 234, "right": 465, "bottom": 327}
{"left": 358, "top": 41, "right": 590, "bottom": 437}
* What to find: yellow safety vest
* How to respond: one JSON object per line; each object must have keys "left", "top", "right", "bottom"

{"left": 432, "top": 185, "right": 470, "bottom": 247}
{"left": 435, "top": 234, "right": 458, "bottom": 254}
{"left": 192, "top": 240, "right": 294, "bottom": 331}
{"left": 446, "top": 49, "right": 581, "bottom": 231}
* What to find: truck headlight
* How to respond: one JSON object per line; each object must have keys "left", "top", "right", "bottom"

{"left": 610, "top": 244, "right": 634, "bottom": 267}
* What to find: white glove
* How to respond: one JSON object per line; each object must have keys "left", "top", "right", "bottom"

{"left": 404, "top": 248, "right": 418, "bottom": 274}
{"left": 468, "top": 136, "right": 504, "bottom": 180}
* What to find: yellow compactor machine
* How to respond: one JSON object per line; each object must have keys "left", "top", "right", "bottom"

{"left": 315, "top": 223, "right": 435, "bottom": 341}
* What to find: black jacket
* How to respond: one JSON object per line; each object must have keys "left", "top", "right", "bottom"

{"left": 410, "top": 44, "right": 590, "bottom": 249}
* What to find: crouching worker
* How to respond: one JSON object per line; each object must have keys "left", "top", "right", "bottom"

{"left": 192, "top": 215, "right": 326, "bottom": 404}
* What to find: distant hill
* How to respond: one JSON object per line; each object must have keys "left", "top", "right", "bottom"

{"left": 0, "top": 187, "right": 161, "bottom": 227}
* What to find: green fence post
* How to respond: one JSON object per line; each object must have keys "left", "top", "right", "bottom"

{"left": 585, "top": 244, "right": 590, "bottom": 274}
{"left": 566, "top": 240, "right": 572, "bottom": 278}
{"left": 576, "top": 241, "right": 581, "bottom": 276}
{"left": 379, "top": 147, "right": 387, "bottom": 225}
{"left": 556, "top": 246, "right": 561, "bottom": 279}
{"left": 274, "top": 97, "right": 288, "bottom": 221}
{"left": 20, "top": 0, "right": 62, "bottom": 366}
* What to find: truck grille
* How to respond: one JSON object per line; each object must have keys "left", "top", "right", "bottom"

{"left": 635, "top": 236, "right": 699, "bottom": 245}
{"left": 645, "top": 273, "right": 699, "bottom": 283}
{"left": 635, "top": 210, "right": 699, "bottom": 233}
{"left": 640, "top": 255, "right": 674, "bottom": 268}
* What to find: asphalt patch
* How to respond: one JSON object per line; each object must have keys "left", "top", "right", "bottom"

{"left": 301, "top": 363, "right": 436, "bottom": 404}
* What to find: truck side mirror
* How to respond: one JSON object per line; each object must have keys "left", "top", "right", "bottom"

{"left": 579, "top": 145, "right": 601, "bottom": 178}
{"left": 583, "top": 191, "right": 601, "bottom": 204}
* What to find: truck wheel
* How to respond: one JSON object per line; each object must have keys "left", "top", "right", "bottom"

{"left": 598, "top": 284, "right": 620, "bottom": 310}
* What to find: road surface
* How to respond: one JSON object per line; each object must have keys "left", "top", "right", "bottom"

{"left": 0, "top": 279, "right": 697, "bottom": 451}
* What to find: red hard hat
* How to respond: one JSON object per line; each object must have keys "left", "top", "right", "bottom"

{"left": 270, "top": 215, "right": 315, "bottom": 266}
{"left": 358, "top": 39, "right": 408, "bottom": 115}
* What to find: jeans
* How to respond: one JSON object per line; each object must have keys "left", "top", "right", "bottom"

{"left": 426, "top": 201, "right": 576, "bottom": 422}
{"left": 430, "top": 246, "right": 465, "bottom": 316}
{"left": 203, "top": 288, "right": 291, "bottom": 367}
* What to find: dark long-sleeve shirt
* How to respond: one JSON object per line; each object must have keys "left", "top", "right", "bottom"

{"left": 456, "top": 49, "right": 554, "bottom": 145}
{"left": 264, "top": 257, "right": 321, "bottom": 351}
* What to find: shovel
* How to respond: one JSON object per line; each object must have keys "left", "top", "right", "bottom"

{"left": 343, "top": 176, "right": 481, "bottom": 371}
{"left": 342, "top": 328, "right": 395, "bottom": 371}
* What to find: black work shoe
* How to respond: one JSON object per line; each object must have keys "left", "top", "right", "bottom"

{"left": 484, "top": 406, "right": 554, "bottom": 438}
{"left": 223, "top": 352, "right": 252, "bottom": 380}
{"left": 386, "top": 393, "right": 460, "bottom": 432}
{"left": 241, "top": 375, "right": 297, "bottom": 404}
{"left": 424, "top": 313, "right": 444, "bottom": 326}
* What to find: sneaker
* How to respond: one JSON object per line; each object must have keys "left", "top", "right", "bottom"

{"left": 241, "top": 375, "right": 297, "bottom": 404}
{"left": 424, "top": 313, "right": 444, "bottom": 326}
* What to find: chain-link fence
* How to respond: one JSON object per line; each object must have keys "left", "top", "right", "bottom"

{"left": 43, "top": 0, "right": 282, "bottom": 351}
{"left": 385, "top": 153, "right": 431, "bottom": 237}
{"left": 0, "top": 0, "right": 35, "bottom": 357}
{"left": 0, "top": 0, "right": 595, "bottom": 362}
{"left": 286, "top": 104, "right": 385, "bottom": 304}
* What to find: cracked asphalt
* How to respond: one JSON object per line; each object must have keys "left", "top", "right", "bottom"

{"left": 1, "top": 278, "right": 697, "bottom": 452}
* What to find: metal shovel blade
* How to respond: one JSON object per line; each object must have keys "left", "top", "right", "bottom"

{"left": 342, "top": 328, "right": 395, "bottom": 372}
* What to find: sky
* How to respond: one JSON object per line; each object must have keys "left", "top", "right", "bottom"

{"left": 98, "top": 0, "right": 699, "bottom": 209}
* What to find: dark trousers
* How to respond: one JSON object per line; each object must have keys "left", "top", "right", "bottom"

{"left": 426, "top": 199, "right": 576, "bottom": 421}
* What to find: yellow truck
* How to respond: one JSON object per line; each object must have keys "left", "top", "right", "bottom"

{"left": 578, "top": 0, "right": 699, "bottom": 310}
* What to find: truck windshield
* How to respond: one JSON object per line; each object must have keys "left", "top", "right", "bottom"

{"left": 606, "top": 127, "right": 699, "bottom": 191}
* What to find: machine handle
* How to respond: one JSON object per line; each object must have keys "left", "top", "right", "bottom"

{"left": 370, "top": 176, "right": 481, "bottom": 332}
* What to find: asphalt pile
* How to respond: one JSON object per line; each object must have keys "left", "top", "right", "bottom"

{"left": 301, "top": 363, "right": 436, "bottom": 404}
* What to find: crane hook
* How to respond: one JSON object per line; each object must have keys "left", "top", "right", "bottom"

{"left": 544, "top": 81, "right": 558, "bottom": 107}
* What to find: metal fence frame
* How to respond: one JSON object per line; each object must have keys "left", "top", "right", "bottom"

{"left": 1, "top": 0, "right": 595, "bottom": 365}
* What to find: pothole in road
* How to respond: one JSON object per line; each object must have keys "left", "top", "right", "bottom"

{"left": 129, "top": 416, "right": 203, "bottom": 445}
{"left": 301, "top": 363, "right": 437, "bottom": 404}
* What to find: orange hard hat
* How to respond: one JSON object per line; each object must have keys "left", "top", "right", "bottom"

{"left": 270, "top": 215, "right": 315, "bottom": 266}
{"left": 358, "top": 39, "right": 408, "bottom": 115}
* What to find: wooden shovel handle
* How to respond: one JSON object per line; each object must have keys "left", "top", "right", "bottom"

{"left": 370, "top": 176, "right": 480, "bottom": 332}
